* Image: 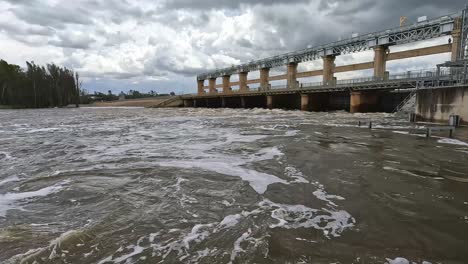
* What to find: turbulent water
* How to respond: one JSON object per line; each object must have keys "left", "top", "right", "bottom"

{"left": 1, "top": 107, "right": 468, "bottom": 264}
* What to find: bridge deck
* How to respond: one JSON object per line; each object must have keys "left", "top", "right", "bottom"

{"left": 185, "top": 69, "right": 462, "bottom": 99}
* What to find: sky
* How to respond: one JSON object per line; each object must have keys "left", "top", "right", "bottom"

{"left": 0, "top": 0, "right": 466, "bottom": 94}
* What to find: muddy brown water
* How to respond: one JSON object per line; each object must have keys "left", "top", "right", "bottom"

{"left": 0, "top": 107, "right": 467, "bottom": 264}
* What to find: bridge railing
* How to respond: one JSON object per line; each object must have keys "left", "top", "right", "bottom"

{"left": 300, "top": 81, "right": 323, "bottom": 88}
{"left": 186, "top": 68, "right": 468, "bottom": 98}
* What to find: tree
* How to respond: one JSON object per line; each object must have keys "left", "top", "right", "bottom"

{"left": 0, "top": 59, "right": 83, "bottom": 108}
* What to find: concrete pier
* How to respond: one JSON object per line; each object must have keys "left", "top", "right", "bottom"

{"left": 267, "top": 95, "right": 274, "bottom": 109}
{"left": 209, "top": 78, "right": 217, "bottom": 94}
{"left": 240, "top": 97, "right": 246, "bottom": 108}
{"left": 451, "top": 17, "right": 462, "bottom": 62}
{"left": 222, "top": 75, "right": 231, "bottom": 93}
{"left": 300, "top": 94, "right": 309, "bottom": 111}
{"left": 197, "top": 80, "right": 205, "bottom": 95}
{"left": 287, "top": 63, "right": 298, "bottom": 88}
{"left": 350, "top": 91, "right": 379, "bottom": 113}
{"left": 374, "top": 46, "right": 389, "bottom": 79}
{"left": 260, "top": 68, "right": 270, "bottom": 90}
{"left": 323, "top": 56, "right": 336, "bottom": 86}
{"left": 239, "top": 72, "right": 249, "bottom": 92}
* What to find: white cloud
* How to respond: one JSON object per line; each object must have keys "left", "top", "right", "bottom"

{"left": 0, "top": 0, "right": 464, "bottom": 94}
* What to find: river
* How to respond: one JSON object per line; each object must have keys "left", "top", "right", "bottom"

{"left": 1, "top": 107, "right": 468, "bottom": 264}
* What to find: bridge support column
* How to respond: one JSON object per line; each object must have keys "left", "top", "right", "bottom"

{"left": 197, "top": 80, "right": 205, "bottom": 95}
{"left": 287, "top": 63, "right": 299, "bottom": 88}
{"left": 266, "top": 95, "right": 274, "bottom": 109}
{"left": 323, "top": 56, "right": 336, "bottom": 86}
{"left": 260, "top": 68, "right": 271, "bottom": 90}
{"left": 240, "top": 97, "right": 247, "bottom": 108}
{"left": 451, "top": 17, "right": 462, "bottom": 62}
{"left": 221, "top": 97, "right": 226, "bottom": 108}
{"left": 222, "top": 75, "right": 232, "bottom": 93}
{"left": 374, "top": 46, "right": 389, "bottom": 80}
{"left": 183, "top": 99, "right": 194, "bottom": 107}
{"left": 239, "top": 72, "right": 249, "bottom": 92}
{"left": 350, "top": 91, "right": 379, "bottom": 113}
{"left": 209, "top": 78, "right": 217, "bottom": 94}
{"left": 300, "top": 94, "right": 309, "bottom": 111}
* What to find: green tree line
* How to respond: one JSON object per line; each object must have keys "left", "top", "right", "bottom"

{"left": 0, "top": 59, "right": 81, "bottom": 108}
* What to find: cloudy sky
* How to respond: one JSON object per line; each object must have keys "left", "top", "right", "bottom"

{"left": 0, "top": 0, "right": 465, "bottom": 94}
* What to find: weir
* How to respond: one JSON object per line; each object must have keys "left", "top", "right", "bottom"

{"left": 184, "top": 7, "right": 468, "bottom": 123}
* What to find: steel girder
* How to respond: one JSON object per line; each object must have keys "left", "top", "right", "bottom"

{"left": 197, "top": 10, "right": 462, "bottom": 81}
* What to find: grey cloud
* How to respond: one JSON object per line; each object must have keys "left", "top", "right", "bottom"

{"left": 49, "top": 33, "right": 96, "bottom": 49}
{"left": 0, "top": 21, "right": 54, "bottom": 37}
{"left": 10, "top": 2, "right": 93, "bottom": 29}
{"left": 80, "top": 70, "right": 157, "bottom": 80}
{"left": 163, "top": 0, "right": 311, "bottom": 10}
{"left": 144, "top": 55, "right": 203, "bottom": 77}
{"left": 2, "top": 0, "right": 467, "bottom": 94}
{"left": 103, "top": 31, "right": 132, "bottom": 47}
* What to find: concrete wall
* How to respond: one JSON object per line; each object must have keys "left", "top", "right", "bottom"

{"left": 379, "top": 91, "right": 410, "bottom": 113}
{"left": 243, "top": 96, "right": 267, "bottom": 108}
{"left": 185, "top": 90, "right": 408, "bottom": 113}
{"left": 328, "top": 92, "right": 350, "bottom": 111}
{"left": 416, "top": 86, "right": 468, "bottom": 124}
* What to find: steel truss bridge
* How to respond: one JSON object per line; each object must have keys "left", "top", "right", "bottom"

{"left": 197, "top": 7, "right": 468, "bottom": 81}
{"left": 185, "top": 65, "right": 468, "bottom": 99}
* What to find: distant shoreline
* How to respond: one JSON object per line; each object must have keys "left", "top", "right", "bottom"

{"left": 0, "top": 96, "right": 182, "bottom": 109}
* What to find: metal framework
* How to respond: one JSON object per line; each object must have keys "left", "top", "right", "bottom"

{"left": 197, "top": 9, "right": 464, "bottom": 81}
{"left": 459, "top": 6, "right": 468, "bottom": 60}
{"left": 185, "top": 67, "right": 468, "bottom": 99}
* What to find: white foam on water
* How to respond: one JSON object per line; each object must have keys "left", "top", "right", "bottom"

{"left": 0, "top": 151, "right": 13, "bottom": 160}
{"left": 284, "top": 166, "right": 309, "bottom": 184}
{"left": 25, "top": 127, "right": 62, "bottom": 133}
{"left": 98, "top": 237, "right": 145, "bottom": 264}
{"left": 385, "top": 257, "right": 432, "bottom": 264}
{"left": 148, "top": 222, "right": 217, "bottom": 261}
{"left": 0, "top": 176, "right": 20, "bottom": 186}
{"left": 383, "top": 166, "right": 426, "bottom": 179}
{"left": 259, "top": 199, "right": 355, "bottom": 238}
{"left": 223, "top": 133, "right": 268, "bottom": 144}
{"left": 158, "top": 160, "right": 287, "bottom": 194}
{"left": 250, "top": 146, "right": 284, "bottom": 162}
{"left": 392, "top": 131, "right": 410, "bottom": 135}
{"left": 182, "top": 223, "right": 215, "bottom": 250}
{"left": 438, "top": 138, "right": 468, "bottom": 147}
{"left": 312, "top": 189, "right": 345, "bottom": 207}
{"left": 221, "top": 200, "right": 233, "bottom": 206}
{"left": 0, "top": 182, "right": 66, "bottom": 217}
{"left": 229, "top": 228, "right": 252, "bottom": 264}
{"left": 217, "top": 214, "right": 242, "bottom": 230}
{"left": 295, "top": 238, "right": 317, "bottom": 243}
{"left": 392, "top": 131, "right": 426, "bottom": 138}
{"left": 6, "top": 229, "right": 83, "bottom": 263}
{"left": 284, "top": 130, "right": 299, "bottom": 137}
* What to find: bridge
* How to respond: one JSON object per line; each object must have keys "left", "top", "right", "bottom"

{"left": 182, "top": 7, "right": 468, "bottom": 121}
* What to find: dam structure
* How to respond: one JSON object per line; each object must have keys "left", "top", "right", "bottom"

{"left": 183, "top": 7, "right": 468, "bottom": 123}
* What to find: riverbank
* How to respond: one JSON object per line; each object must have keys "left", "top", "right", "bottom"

{"left": 90, "top": 96, "right": 182, "bottom": 108}
{"left": 1, "top": 97, "right": 182, "bottom": 109}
